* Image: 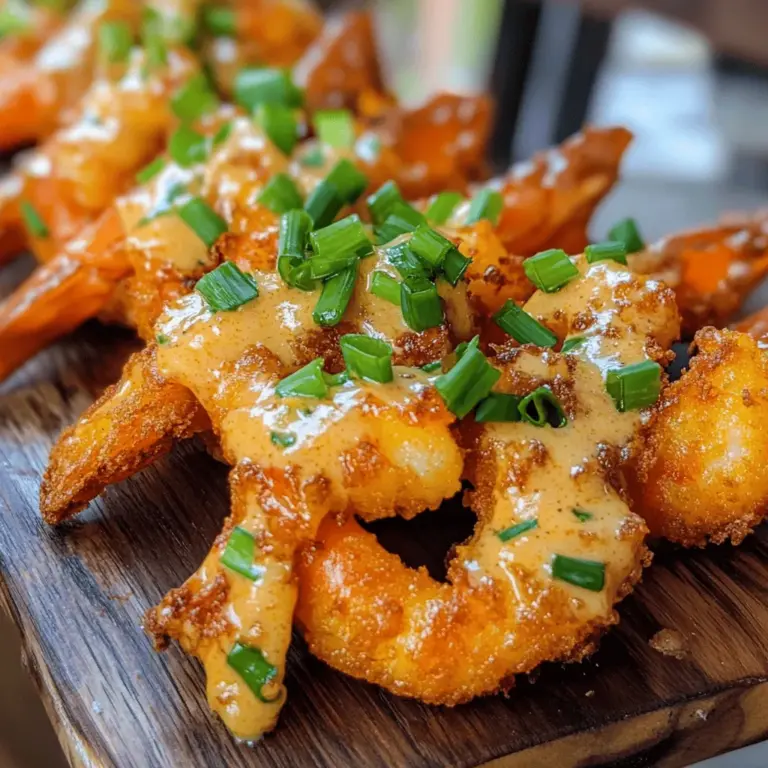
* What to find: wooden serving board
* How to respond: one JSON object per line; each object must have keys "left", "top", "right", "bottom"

{"left": 2, "top": 249, "right": 768, "bottom": 768}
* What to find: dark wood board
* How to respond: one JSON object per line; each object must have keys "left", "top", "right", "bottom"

{"left": 2, "top": 253, "right": 768, "bottom": 768}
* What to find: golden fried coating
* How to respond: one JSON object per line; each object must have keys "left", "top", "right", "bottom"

{"left": 629, "top": 328, "right": 768, "bottom": 546}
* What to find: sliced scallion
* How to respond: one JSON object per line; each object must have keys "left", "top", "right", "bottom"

{"left": 401, "top": 277, "right": 443, "bottom": 332}
{"left": 427, "top": 191, "right": 463, "bottom": 225}
{"left": 465, "top": 188, "right": 503, "bottom": 226}
{"left": 340, "top": 334, "right": 393, "bottom": 384}
{"left": 573, "top": 508, "right": 593, "bottom": 522}
{"left": 221, "top": 526, "right": 264, "bottom": 581}
{"left": 585, "top": 240, "right": 628, "bottom": 266}
{"left": 168, "top": 124, "right": 209, "bottom": 167}
{"left": 178, "top": 197, "right": 228, "bottom": 248}
{"left": 309, "top": 214, "right": 373, "bottom": 268}
{"left": 202, "top": 4, "right": 236, "bottom": 36}
{"left": 135, "top": 157, "right": 165, "bottom": 185}
{"left": 374, "top": 202, "right": 425, "bottom": 244}
{"left": 498, "top": 519, "right": 537, "bottom": 542}
{"left": 369, "top": 271, "right": 401, "bottom": 305}
{"left": 171, "top": 73, "right": 219, "bottom": 122}
{"left": 255, "top": 103, "right": 298, "bottom": 156}
{"left": 226, "top": 643, "right": 280, "bottom": 703}
{"left": 304, "top": 180, "right": 343, "bottom": 229}
{"left": 442, "top": 247, "right": 471, "bottom": 286}
{"left": 367, "top": 181, "right": 404, "bottom": 225}
{"left": 608, "top": 217, "right": 645, "bottom": 254}
{"left": 19, "top": 200, "right": 48, "bottom": 239}
{"left": 257, "top": 173, "right": 303, "bottom": 214}
{"left": 313, "top": 264, "right": 357, "bottom": 327}
{"left": 552, "top": 554, "right": 605, "bottom": 592}
{"left": 276, "top": 358, "right": 328, "bottom": 399}
{"left": 605, "top": 360, "right": 661, "bottom": 412}
{"left": 278, "top": 210, "right": 315, "bottom": 291}
{"left": 195, "top": 262, "right": 257, "bottom": 311}
{"left": 385, "top": 241, "right": 433, "bottom": 281}
{"left": 523, "top": 248, "right": 579, "bottom": 293}
{"left": 235, "top": 67, "right": 302, "bottom": 110}
{"left": 98, "top": 20, "right": 133, "bottom": 64}
{"left": 409, "top": 224, "right": 454, "bottom": 270}
{"left": 314, "top": 109, "right": 355, "bottom": 148}
{"left": 270, "top": 431, "right": 297, "bottom": 448}
{"left": 518, "top": 386, "right": 567, "bottom": 428}
{"left": 475, "top": 393, "right": 522, "bottom": 423}
{"left": 325, "top": 159, "right": 368, "bottom": 205}
{"left": 561, "top": 336, "right": 586, "bottom": 354}
{"left": 493, "top": 300, "right": 557, "bottom": 347}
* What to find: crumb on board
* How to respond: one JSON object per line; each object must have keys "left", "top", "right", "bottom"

{"left": 649, "top": 628, "right": 688, "bottom": 659}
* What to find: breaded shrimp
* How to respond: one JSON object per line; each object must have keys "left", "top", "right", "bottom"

{"left": 628, "top": 327, "right": 768, "bottom": 546}
{"left": 295, "top": 255, "right": 679, "bottom": 704}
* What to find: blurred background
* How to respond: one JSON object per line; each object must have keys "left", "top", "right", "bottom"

{"left": 3, "top": 1, "right": 768, "bottom": 766}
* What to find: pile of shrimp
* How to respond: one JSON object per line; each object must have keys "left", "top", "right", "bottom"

{"left": 4, "top": 0, "right": 768, "bottom": 748}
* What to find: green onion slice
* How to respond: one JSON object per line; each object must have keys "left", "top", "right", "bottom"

{"left": 98, "top": 20, "right": 133, "bottom": 64}
{"left": 434, "top": 336, "right": 501, "bottom": 418}
{"left": 561, "top": 336, "right": 586, "bottom": 354}
{"left": 168, "top": 124, "right": 209, "bottom": 167}
{"left": 385, "top": 241, "right": 433, "bottom": 281}
{"left": 409, "top": 224, "right": 454, "bottom": 269}
{"left": 475, "top": 393, "right": 522, "bottom": 423}
{"left": 226, "top": 643, "right": 280, "bottom": 703}
{"left": 498, "top": 519, "right": 538, "bottom": 542}
{"left": 278, "top": 210, "right": 315, "bottom": 291}
{"left": 270, "top": 431, "right": 297, "bottom": 448}
{"left": 171, "top": 73, "right": 219, "bottom": 122}
{"left": 552, "top": 554, "right": 605, "bottom": 592}
{"left": 323, "top": 370, "right": 349, "bottom": 387}
{"left": 202, "top": 4, "right": 236, "bottom": 36}
{"left": 573, "top": 508, "right": 593, "bottom": 522}
{"left": 465, "top": 188, "right": 503, "bottom": 226}
{"left": 374, "top": 202, "right": 425, "bottom": 244}
{"left": 178, "top": 197, "right": 228, "bottom": 248}
{"left": 523, "top": 248, "right": 579, "bottom": 293}
{"left": 401, "top": 277, "right": 443, "bottom": 332}
{"left": 325, "top": 159, "right": 368, "bottom": 205}
{"left": 195, "top": 261, "right": 258, "bottom": 311}
{"left": 585, "top": 240, "right": 628, "bottom": 266}
{"left": 255, "top": 103, "right": 298, "bottom": 156}
{"left": 20, "top": 200, "right": 49, "bottom": 239}
{"left": 442, "top": 247, "right": 471, "bottom": 286}
{"left": 314, "top": 109, "right": 355, "bottom": 148}
{"left": 427, "top": 191, "right": 463, "bottom": 224}
{"left": 304, "top": 180, "right": 343, "bottom": 229}
{"left": 135, "top": 157, "right": 165, "bottom": 185}
{"left": 340, "top": 334, "right": 394, "bottom": 384}
{"left": 309, "top": 214, "right": 373, "bottom": 270}
{"left": 221, "top": 526, "right": 264, "bottom": 580}
{"left": 369, "top": 271, "right": 401, "bottom": 305}
{"left": 518, "top": 386, "right": 567, "bottom": 427}
{"left": 367, "top": 181, "right": 404, "bottom": 225}
{"left": 493, "top": 300, "right": 557, "bottom": 347}
{"left": 422, "top": 360, "right": 442, "bottom": 373}
{"left": 313, "top": 264, "right": 357, "bottom": 327}
{"left": 605, "top": 360, "right": 661, "bottom": 412}
{"left": 300, "top": 146, "right": 325, "bottom": 168}
{"left": 355, "top": 132, "right": 381, "bottom": 163}
{"left": 234, "top": 67, "right": 303, "bottom": 110}
{"left": 212, "top": 122, "right": 233, "bottom": 147}
{"left": 608, "top": 217, "right": 645, "bottom": 254}
{"left": 276, "top": 358, "right": 328, "bottom": 398}
{"left": 257, "top": 173, "right": 303, "bottom": 214}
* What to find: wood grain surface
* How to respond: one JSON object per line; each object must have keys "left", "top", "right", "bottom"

{"left": 2, "top": 252, "right": 768, "bottom": 768}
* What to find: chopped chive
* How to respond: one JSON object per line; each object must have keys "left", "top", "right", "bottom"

{"left": 523, "top": 248, "right": 579, "bottom": 293}
{"left": 498, "top": 519, "right": 538, "bottom": 542}
{"left": 401, "top": 277, "right": 443, "bottom": 332}
{"left": 385, "top": 241, "right": 433, "bottom": 281}
{"left": 367, "top": 181, "right": 404, "bottom": 225}
{"left": 226, "top": 643, "right": 280, "bottom": 703}
{"left": 313, "top": 264, "right": 357, "bottom": 327}
{"left": 195, "top": 262, "right": 258, "bottom": 311}
{"left": 573, "top": 508, "right": 593, "bottom": 522}
{"left": 552, "top": 554, "right": 605, "bottom": 592}
{"left": 374, "top": 202, "right": 425, "bottom": 244}
{"left": 270, "top": 431, "right": 297, "bottom": 448}
{"left": 340, "top": 334, "right": 394, "bottom": 384}
{"left": 202, "top": 4, "right": 236, "bottom": 36}
{"left": 308, "top": 252, "right": 358, "bottom": 280}
{"left": 434, "top": 336, "right": 500, "bottom": 418}
{"left": 442, "top": 247, "right": 471, "bottom": 286}
{"left": 309, "top": 214, "right": 373, "bottom": 268}
{"left": 20, "top": 200, "right": 48, "bottom": 239}
{"left": 427, "top": 191, "right": 463, "bottom": 225}
{"left": 314, "top": 109, "right": 355, "bottom": 148}
{"left": 276, "top": 358, "right": 328, "bottom": 398}
{"left": 171, "top": 73, "right": 219, "bottom": 122}
{"left": 155, "top": 333, "right": 170, "bottom": 345}
{"left": 221, "top": 526, "right": 264, "bottom": 580}
{"left": 234, "top": 67, "right": 303, "bottom": 110}
{"left": 257, "top": 173, "right": 304, "bottom": 214}
{"left": 493, "top": 300, "right": 557, "bottom": 347}
{"left": 453, "top": 341, "right": 469, "bottom": 360}
{"left": 585, "top": 240, "right": 628, "bottom": 266}
{"left": 178, "top": 197, "right": 228, "bottom": 248}
{"left": 255, "top": 103, "right": 298, "bottom": 156}
{"left": 212, "top": 121, "right": 233, "bottom": 147}
{"left": 422, "top": 360, "right": 442, "bottom": 373}
{"left": 605, "top": 360, "right": 661, "bottom": 412}
{"left": 355, "top": 132, "right": 381, "bottom": 163}
{"left": 135, "top": 157, "right": 165, "bottom": 184}
{"left": 475, "top": 393, "right": 522, "bottom": 423}
{"left": 300, "top": 146, "right": 325, "bottom": 167}
{"left": 465, "top": 188, "right": 503, "bottom": 226}
{"left": 99, "top": 21, "right": 133, "bottom": 64}
{"left": 168, "top": 124, "right": 208, "bottom": 167}
{"left": 608, "top": 217, "right": 645, "bottom": 254}
{"left": 561, "top": 336, "right": 586, "bottom": 354}
{"left": 325, "top": 159, "right": 368, "bottom": 204}
{"left": 518, "top": 386, "right": 567, "bottom": 428}
{"left": 409, "top": 224, "right": 454, "bottom": 270}
{"left": 304, "top": 180, "right": 343, "bottom": 229}
{"left": 369, "top": 271, "right": 401, "bottom": 305}
{"left": 278, "top": 210, "right": 315, "bottom": 291}
{"left": 142, "top": 6, "right": 198, "bottom": 46}
{"left": 0, "top": 8, "right": 28, "bottom": 39}
{"left": 323, "top": 370, "right": 349, "bottom": 387}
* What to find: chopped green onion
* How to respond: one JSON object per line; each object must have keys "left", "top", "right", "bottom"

{"left": 255, "top": 103, "right": 298, "bottom": 156}
{"left": 276, "top": 358, "right": 328, "bottom": 398}
{"left": 323, "top": 370, "right": 349, "bottom": 387}
{"left": 257, "top": 173, "right": 304, "bottom": 214}
{"left": 313, "top": 264, "right": 357, "bottom": 327}
{"left": 171, "top": 73, "right": 219, "bottom": 122}
{"left": 300, "top": 146, "right": 325, "bottom": 168}
{"left": 422, "top": 360, "right": 442, "bottom": 373}
{"left": 605, "top": 360, "right": 661, "bottom": 412}
{"left": 608, "top": 217, "right": 645, "bottom": 254}
{"left": 427, "top": 191, "right": 463, "bottom": 224}
{"left": 212, "top": 121, "right": 233, "bottom": 147}
{"left": 442, "top": 247, "right": 471, "bottom": 286}
{"left": 142, "top": 6, "right": 198, "bottom": 46}
{"left": 308, "top": 252, "right": 358, "bottom": 280}
{"left": 20, "top": 200, "right": 48, "bottom": 239}
{"left": 518, "top": 386, "right": 567, "bottom": 427}
{"left": 355, "top": 132, "right": 381, "bottom": 163}
{"left": 340, "top": 334, "right": 393, "bottom": 384}
{"left": 475, "top": 393, "right": 522, "bottom": 423}
{"left": 369, "top": 271, "right": 401, "bottom": 305}
{"left": 585, "top": 240, "right": 628, "bottom": 266}
{"left": 385, "top": 241, "right": 433, "bottom": 281}
{"left": 235, "top": 67, "right": 303, "bottom": 110}
{"left": 135, "top": 157, "right": 165, "bottom": 185}
{"left": 523, "top": 249, "right": 579, "bottom": 293}
{"left": 168, "top": 124, "right": 209, "bottom": 167}
{"left": 304, "top": 180, "right": 343, "bottom": 229}
{"left": 325, "top": 159, "right": 368, "bottom": 204}
{"left": 314, "top": 109, "right": 355, "bottom": 148}
{"left": 0, "top": 7, "right": 28, "bottom": 39}
{"left": 552, "top": 554, "right": 605, "bottom": 592}
{"left": 178, "top": 197, "right": 228, "bottom": 248}
{"left": 270, "top": 431, "right": 296, "bottom": 448}
{"left": 374, "top": 203, "right": 425, "bottom": 244}
{"left": 493, "top": 300, "right": 557, "bottom": 347}
{"left": 465, "top": 188, "right": 503, "bottom": 226}
{"left": 561, "top": 336, "right": 586, "bottom": 354}
{"left": 195, "top": 261, "right": 258, "bottom": 311}
{"left": 498, "top": 519, "right": 538, "bottom": 542}
{"left": 453, "top": 341, "right": 469, "bottom": 360}
{"left": 221, "top": 526, "right": 264, "bottom": 580}
{"left": 226, "top": 643, "right": 280, "bottom": 703}
{"left": 573, "top": 508, "right": 593, "bottom": 522}
{"left": 434, "top": 336, "right": 501, "bottom": 418}
{"left": 143, "top": 35, "right": 167, "bottom": 71}
{"left": 401, "top": 277, "right": 443, "bottom": 332}
{"left": 309, "top": 214, "right": 373, "bottom": 269}
{"left": 367, "top": 181, "right": 404, "bottom": 225}
{"left": 98, "top": 21, "right": 133, "bottom": 64}
{"left": 202, "top": 4, "right": 236, "bottom": 36}
{"left": 409, "top": 224, "right": 454, "bottom": 269}
{"left": 278, "top": 210, "right": 315, "bottom": 291}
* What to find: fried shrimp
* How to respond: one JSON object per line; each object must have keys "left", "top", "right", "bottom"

{"left": 295, "top": 255, "right": 678, "bottom": 703}
{"left": 628, "top": 328, "right": 768, "bottom": 546}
